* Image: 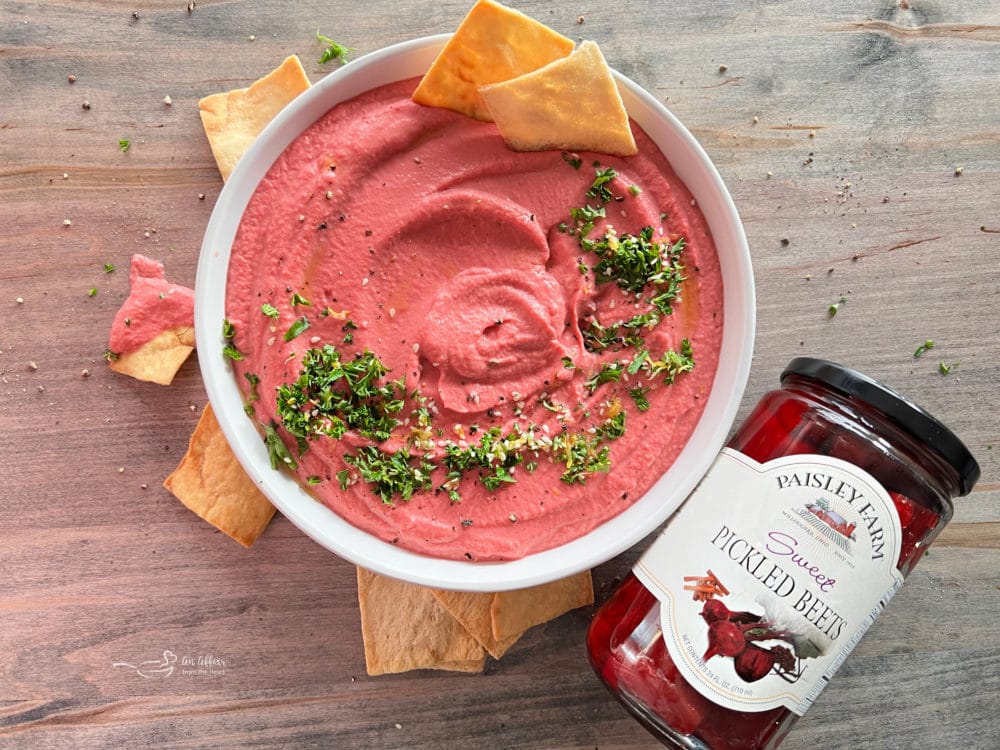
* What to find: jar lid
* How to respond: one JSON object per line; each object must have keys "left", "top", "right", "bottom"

{"left": 781, "top": 357, "right": 981, "bottom": 495}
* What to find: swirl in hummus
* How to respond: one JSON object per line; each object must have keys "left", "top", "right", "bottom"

{"left": 224, "top": 77, "right": 723, "bottom": 561}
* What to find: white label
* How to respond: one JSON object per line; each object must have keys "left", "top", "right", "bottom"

{"left": 634, "top": 449, "right": 904, "bottom": 715}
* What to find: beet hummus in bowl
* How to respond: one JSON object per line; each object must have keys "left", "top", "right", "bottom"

{"left": 195, "top": 35, "right": 755, "bottom": 591}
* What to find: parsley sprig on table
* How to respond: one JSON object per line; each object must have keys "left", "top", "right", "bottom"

{"left": 316, "top": 31, "right": 354, "bottom": 65}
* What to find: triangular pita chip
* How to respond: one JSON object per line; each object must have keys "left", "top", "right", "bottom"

{"left": 199, "top": 55, "right": 311, "bottom": 181}
{"left": 164, "top": 404, "right": 276, "bottom": 547}
{"left": 491, "top": 570, "right": 594, "bottom": 641}
{"left": 412, "top": 0, "right": 574, "bottom": 121}
{"left": 357, "top": 569, "right": 487, "bottom": 675}
{"left": 431, "top": 589, "right": 522, "bottom": 660}
{"left": 110, "top": 325, "right": 195, "bottom": 386}
{"left": 479, "top": 40, "right": 637, "bottom": 156}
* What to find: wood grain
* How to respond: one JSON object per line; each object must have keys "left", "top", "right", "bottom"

{"left": 2, "top": 1, "right": 998, "bottom": 749}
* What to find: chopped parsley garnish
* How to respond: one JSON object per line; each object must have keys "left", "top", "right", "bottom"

{"left": 441, "top": 426, "right": 526, "bottom": 498}
{"left": 316, "top": 31, "right": 354, "bottom": 65}
{"left": 336, "top": 469, "right": 350, "bottom": 490}
{"left": 103, "top": 349, "right": 119, "bottom": 362}
{"left": 291, "top": 292, "right": 311, "bottom": 307}
{"left": 627, "top": 350, "right": 649, "bottom": 375}
{"left": 87, "top": 287, "right": 97, "bottom": 297}
{"left": 939, "top": 360, "right": 957, "bottom": 375}
{"left": 261, "top": 302, "right": 280, "bottom": 318}
{"left": 628, "top": 385, "right": 651, "bottom": 412}
{"left": 586, "top": 166, "right": 618, "bottom": 203}
{"left": 645, "top": 339, "right": 695, "bottom": 384}
{"left": 222, "top": 319, "right": 244, "bottom": 360}
{"left": 628, "top": 185, "right": 642, "bottom": 196}
{"left": 828, "top": 296, "right": 847, "bottom": 317}
{"left": 585, "top": 360, "right": 625, "bottom": 393}
{"left": 561, "top": 151, "right": 583, "bottom": 170}
{"left": 343, "top": 446, "right": 434, "bottom": 504}
{"left": 553, "top": 431, "right": 611, "bottom": 485}
{"left": 103, "top": 263, "right": 116, "bottom": 273}
{"left": 561, "top": 356, "right": 576, "bottom": 370}
{"left": 284, "top": 315, "right": 310, "bottom": 341}
{"left": 244, "top": 372, "right": 261, "bottom": 401}
{"left": 118, "top": 138, "right": 131, "bottom": 153}
{"left": 276, "top": 345, "right": 405, "bottom": 446}
{"left": 591, "top": 227, "right": 685, "bottom": 294}
{"left": 569, "top": 204, "right": 606, "bottom": 237}
{"left": 263, "top": 422, "right": 297, "bottom": 470}
{"left": 914, "top": 340, "right": 935, "bottom": 358}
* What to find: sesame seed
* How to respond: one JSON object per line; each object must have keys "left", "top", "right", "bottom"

{"left": 163, "top": 95, "right": 172, "bottom": 106}
{"left": 63, "top": 219, "right": 72, "bottom": 227}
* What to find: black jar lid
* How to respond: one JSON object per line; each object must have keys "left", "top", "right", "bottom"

{"left": 781, "top": 357, "right": 980, "bottom": 495}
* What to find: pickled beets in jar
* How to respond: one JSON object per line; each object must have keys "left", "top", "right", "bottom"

{"left": 587, "top": 358, "right": 980, "bottom": 750}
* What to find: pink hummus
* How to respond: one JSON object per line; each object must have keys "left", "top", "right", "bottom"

{"left": 109, "top": 254, "right": 194, "bottom": 354}
{"left": 225, "top": 77, "right": 724, "bottom": 561}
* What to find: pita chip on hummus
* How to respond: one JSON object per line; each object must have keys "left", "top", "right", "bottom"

{"left": 479, "top": 40, "right": 638, "bottom": 156}
{"left": 357, "top": 568, "right": 487, "bottom": 675}
{"left": 199, "top": 55, "right": 311, "bottom": 181}
{"left": 164, "top": 404, "right": 276, "bottom": 548}
{"left": 108, "top": 254, "right": 195, "bottom": 386}
{"left": 412, "top": 0, "right": 574, "bottom": 121}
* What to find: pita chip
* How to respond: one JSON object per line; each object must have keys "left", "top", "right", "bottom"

{"left": 164, "top": 404, "right": 276, "bottom": 547}
{"left": 107, "top": 254, "right": 196, "bottom": 386}
{"left": 412, "top": 0, "right": 574, "bottom": 121}
{"left": 430, "top": 589, "right": 521, "bottom": 660}
{"left": 199, "top": 55, "right": 311, "bottom": 181}
{"left": 491, "top": 570, "right": 594, "bottom": 642}
{"left": 110, "top": 326, "right": 195, "bottom": 386}
{"left": 357, "top": 569, "right": 487, "bottom": 675}
{"left": 479, "top": 40, "right": 637, "bottom": 156}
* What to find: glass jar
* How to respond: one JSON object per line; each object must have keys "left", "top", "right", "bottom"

{"left": 587, "top": 357, "right": 980, "bottom": 750}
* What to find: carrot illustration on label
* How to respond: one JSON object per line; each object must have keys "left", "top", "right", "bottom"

{"left": 682, "top": 570, "right": 729, "bottom": 601}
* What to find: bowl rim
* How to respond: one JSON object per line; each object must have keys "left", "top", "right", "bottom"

{"left": 195, "top": 34, "right": 755, "bottom": 591}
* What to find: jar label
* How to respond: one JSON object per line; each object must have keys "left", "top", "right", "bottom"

{"left": 635, "top": 449, "right": 904, "bottom": 716}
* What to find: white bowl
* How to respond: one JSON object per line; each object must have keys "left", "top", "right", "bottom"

{"left": 195, "top": 35, "right": 755, "bottom": 591}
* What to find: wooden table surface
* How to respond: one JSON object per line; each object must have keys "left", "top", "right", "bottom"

{"left": 2, "top": 1, "right": 998, "bottom": 748}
